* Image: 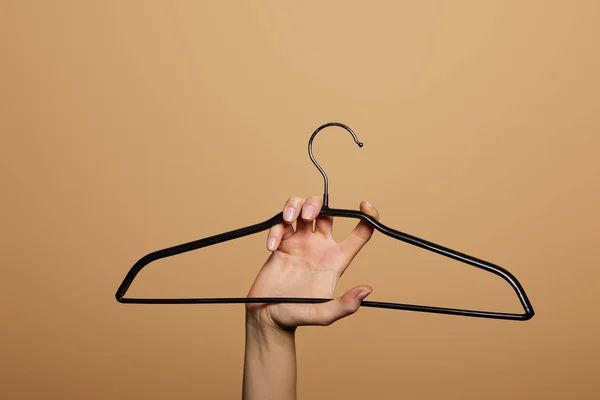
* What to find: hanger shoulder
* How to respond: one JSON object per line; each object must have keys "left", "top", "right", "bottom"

{"left": 115, "top": 212, "right": 283, "bottom": 303}
{"left": 320, "top": 206, "right": 534, "bottom": 320}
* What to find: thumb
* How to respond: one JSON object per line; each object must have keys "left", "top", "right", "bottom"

{"left": 339, "top": 201, "right": 380, "bottom": 266}
{"left": 310, "top": 286, "right": 373, "bottom": 326}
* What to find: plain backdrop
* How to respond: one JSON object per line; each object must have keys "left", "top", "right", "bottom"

{"left": 1, "top": 1, "right": 599, "bottom": 399}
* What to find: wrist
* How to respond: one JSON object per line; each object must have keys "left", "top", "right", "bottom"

{"left": 246, "top": 309, "right": 296, "bottom": 342}
{"left": 243, "top": 311, "right": 298, "bottom": 400}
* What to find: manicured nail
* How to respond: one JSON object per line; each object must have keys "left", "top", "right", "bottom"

{"left": 284, "top": 207, "right": 295, "bottom": 222}
{"left": 357, "top": 289, "right": 372, "bottom": 302}
{"left": 302, "top": 205, "right": 315, "bottom": 220}
{"left": 268, "top": 237, "right": 276, "bottom": 251}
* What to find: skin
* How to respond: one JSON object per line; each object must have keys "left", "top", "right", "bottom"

{"left": 242, "top": 195, "right": 380, "bottom": 400}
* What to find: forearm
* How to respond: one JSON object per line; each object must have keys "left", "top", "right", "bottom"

{"left": 242, "top": 312, "right": 297, "bottom": 400}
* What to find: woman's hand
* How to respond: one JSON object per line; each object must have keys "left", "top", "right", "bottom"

{"left": 246, "top": 196, "right": 379, "bottom": 331}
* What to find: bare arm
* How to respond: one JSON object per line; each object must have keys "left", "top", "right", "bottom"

{"left": 242, "top": 196, "right": 379, "bottom": 400}
{"left": 243, "top": 313, "right": 297, "bottom": 400}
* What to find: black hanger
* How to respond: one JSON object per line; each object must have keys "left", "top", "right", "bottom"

{"left": 116, "top": 122, "right": 535, "bottom": 321}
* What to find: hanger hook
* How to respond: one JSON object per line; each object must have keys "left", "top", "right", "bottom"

{"left": 308, "top": 122, "right": 363, "bottom": 209}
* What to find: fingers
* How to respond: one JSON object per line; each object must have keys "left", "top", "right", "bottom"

{"left": 282, "top": 196, "right": 322, "bottom": 234}
{"left": 267, "top": 196, "right": 324, "bottom": 251}
{"left": 282, "top": 196, "right": 304, "bottom": 224}
{"left": 282, "top": 196, "right": 311, "bottom": 233}
{"left": 266, "top": 221, "right": 294, "bottom": 251}
{"left": 308, "top": 285, "right": 373, "bottom": 326}
{"left": 339, "top": 200, "right": 379, "bottom": 263}
{"left": 298, "top": 196, "right": 323, "bottom": 233}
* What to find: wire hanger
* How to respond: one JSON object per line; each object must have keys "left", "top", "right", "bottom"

{"left": 116, "top": 122, "right": 535, "bottom": 321}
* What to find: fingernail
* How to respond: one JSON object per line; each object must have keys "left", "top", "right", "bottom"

{"left": 284, "top": 207, "right": 295, "bottom": 222}
{"left": 364, "top": 200, "right": 372, "bottom": 208}
{"left": 357, "top": 289, "right": 372, "bottom": 302}
{"left": 268, "top": 237, "right": 276, "bottom": 251}
{"left": 302, "top": 205, "right": 315, "bottom": 220}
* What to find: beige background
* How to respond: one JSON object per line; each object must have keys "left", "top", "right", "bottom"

{"left": 2, "top": 1, "right": 599, "bottom": 399}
